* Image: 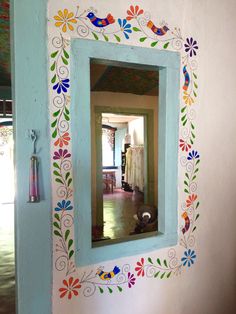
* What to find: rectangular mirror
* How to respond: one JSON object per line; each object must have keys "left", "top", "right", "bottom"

{"left": 90, "top": 61, "right": 158, "bottom": 244}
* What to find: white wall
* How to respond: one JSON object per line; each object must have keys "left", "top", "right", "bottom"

{"left": 48, "top": 1, "right": 236, "bottom": 313}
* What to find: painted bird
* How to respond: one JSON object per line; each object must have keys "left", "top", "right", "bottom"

{"left": 183, "top": 65, "right": 190, "bottom": 91}
{"left": 146, "top": 20, "right": 169, "bottom": 36}
{"left": 96, "top": 266, "right": 120, "bottom": 280}
{"left": 182, "top": 211, "right": 190, "bottom": 234}
{"left": 86, "top": 12, "right": 115, "bottom": 28}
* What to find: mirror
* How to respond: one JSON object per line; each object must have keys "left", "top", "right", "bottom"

{"left": 90, "top": 61, "right": 158, "bottom": 245}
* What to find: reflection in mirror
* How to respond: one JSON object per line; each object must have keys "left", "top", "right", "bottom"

{"left": 90, "top": 60, "right": 158, "bottom": 245}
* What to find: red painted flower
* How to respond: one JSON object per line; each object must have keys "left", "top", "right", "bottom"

{"left": 54, "top": 132, "right": 71, "bottom": 147}
{"left": 179, "top": 139, "right": 191, "bottom": 152}
{"left": 135, "top": 257, "right": 145, "bottom": 277}
{"left": 186, "top": 194, "right": 197, "bottom": 208}
{"left": 126, "top": 5, "right": 144, "bottom": 20}
{"left": 59, "top": 277, "right": 81, "bottom": 299}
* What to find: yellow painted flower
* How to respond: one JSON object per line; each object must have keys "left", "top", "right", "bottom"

{"left": 54, "top": 9, "right": 77, "bottom": 33}
{"left": 183, "top": 91, "right": 194, "bottom": 105}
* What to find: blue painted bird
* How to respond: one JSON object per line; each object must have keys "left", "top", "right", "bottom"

{"left": 96, "top": 266, "right": 120, "bottom": 280}
{"left": 147, "top": 20, "right": 169, "bottom": 36}
{"left": 86, "top": 12, "right": 115, "bottom": 28}
{"left": 183, "top": 65, "right": 190, "bottom": 91}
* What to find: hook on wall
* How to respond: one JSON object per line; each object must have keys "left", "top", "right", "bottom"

{"left": 28, "top": 129, "right": 40, "bottom": 203}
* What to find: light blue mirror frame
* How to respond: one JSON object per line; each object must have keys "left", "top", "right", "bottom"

{"left": 71, "top": 39, "right": 180, "bottom": 266}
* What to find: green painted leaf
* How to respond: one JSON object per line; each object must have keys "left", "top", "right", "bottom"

{"left": 163, "top": 259, "right": 168, "bottom": 268}
{"left": 195, "top": 213, "right": 200, "bottom": 221}
{"left": 117, "top": 286, "right": 122, "bottom": 292}
{"left": 192, "top": 175, "right": 196, "bottom": 181}
{"left": 139, "top": 37, "right": 147, "bottom": 42}
{"left": 114, "top": 34, "right": 121, "bottom": 42}
{"left": 53, "top": 162, "right": 60, "bottom": 169}
{"left": 154, "top": 271, "right": 160, "bottom": 278}
{"left": 160, "top": 272, "right": 166, "bottom": 279}
{"left": 50, "top": 62, "right": 56, "bottom": 71}
{"left": 53, "top": 170, "right": 62, "bottom": 177}
{"left": 184, "top": 188, "right": 189, "bottom": 194}
{"left": 53, "top": 222, "right": 60, "bottom": 230}
{"left": 181, "top": 114, "right": 186, "bottom": 122}
{"left": 196, "top": 201, "right": 200, "bottom": 209}
{"left": 193, "top": 72, "right": 197, "bottom": 79}
{"left": 194, "top": 168, "right": 199, "bottom": 174}
{"left": 190, "top": 138, "right": 194, "bottom": 145}
{"left": 69, "top": 250, "right": 74, "bottom": 259}
{"left": 167, "top": 272, "right": 172, "bottom": 278}
{"left": 184, "top": 180, "right": 189, "bottom": 186}
{"left": 92, "top": 32, "right": 99, "bottom": 40}
{"left": 54, "top": 230, "right": 62, "bottom": 237}
{"left": 51, "top": 119, "right": 57, "bottom": 128}
{"left": 61, "top": 56, "right": 68, "bottom": 65}
{"left": 68, "top": 178, "right": 72, "bottom": 187}
{"left": 52, "top": 129, "right": 57, "bottom": 138}
{"left": 183, "top": 119, "right": 187, "bottom": 126}
{"left": 53, "top": 110, "right": 60, "bottom": 117}
{"left": 163, "top": 42, "right": 169, "bottom": 49}
{"left": 191, "top": 123, "right": 195, "bottom": 130}
{"left": 151, "top": 41, "right": 158, "bottom": 47}
{"left": 63, "top": 49, "right": 69, "bottom": 59}
{"left": 148, "top": 257, "right": 153, "bottom": 264}
{"left": 55, "top": 178, "right": 64, "bottom": 184}
{"left": 54, "top": 213, "right": 60, "bottom": 222}
{"left": 65, "top": 107, "right": 70, "bottom": 115}
{"left": 64, "top": 113, "right": 70, "bottom": 121}
{"left": 65, "top": 172, "right": 70, "bottom": 181}
{"left": 51, "top": 74, "right": 56, "bottom": 84}
{"left": 103, "top": 34, "right": 109, "bottom": 42}
{"left": 192, "top": 226, "right": 196, "bottom": 232}
{"left": 185, "top": 173, "right": 189, "bottom": 179}
{"left": 65, "top": 229, "right": 70, "bottom": 241}
{"left": 181, "top": 106, "right": 187, "bottom": 113}
{"left": 194, "top": 82, "right": 198, "bottom": 89}
{"left": 193, "top": 90, "right": 197, "bottom": 97}
{"left": 157, "top": 258, "right": 161, "bottom": 266}
{"left": 68, "top": 239, "right": 73, "bottom": 250}
{"left": 133, "top": 27, "right": 141, "bottom": 32}
{"left": 51, "top": 51, "right": 59, "bottom": 58}
{"left": 191, "top": 132, "right": 195, "bottom": 139}
{"left": 196, "top": 159, "right": 200, "bottom": 165}
{"left": 98, "top": 287, "right": 104, "bottom": 294}
{"left": 108, "top": 287, "right": 113, "bottom": 293}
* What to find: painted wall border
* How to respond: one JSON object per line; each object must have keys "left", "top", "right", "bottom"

{"left": 48, "top": 2, "right": 200, "bottom": 300}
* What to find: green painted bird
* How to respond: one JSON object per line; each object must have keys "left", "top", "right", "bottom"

{"left": 96, "top": 266, "right": 120, "bottom": 280}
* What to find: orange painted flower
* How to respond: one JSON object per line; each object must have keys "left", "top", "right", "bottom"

{"left": 135, "top": 257, "right": 145, "bottom": 277}
{"left": 186, "top": 194, "right": 197, "bottom": 207}
{"left": 54, "top": 9, "right": 77, "bottom": 33}
{"left": 59, "top": 277, "right": 81, "bottom": 299}
{"left": 54, "top": 132, "right": 70, "bottom": 147}
{"left": 183, "top": 91, "right": 194, "bottom": 105}
{"left": 179, "top": 139, "right": 191, "bottom": 152}
{"left": 126, "top": 5, "right": 144, "bottom": 20}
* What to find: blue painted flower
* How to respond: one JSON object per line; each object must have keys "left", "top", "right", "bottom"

{"left": 187, "top": 150, "right": 200, "bottom": 160}
{"left": 184, "top": 37, "right": 198, "bottom": 57}
{"left": 53, "top": 79, "right": 70, "bottom": 94}
{"left": 181, "top": 249, "right": 196, "bottom": 267}
{"left": 55, "top": 200, "right": 73, "bottom": 211}
{"left": 118, "top": 18, "right": 132, "bottom": 39}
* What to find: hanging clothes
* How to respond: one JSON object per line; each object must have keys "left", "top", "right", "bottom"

{"left": 125, "top": 146, "right": 144, "bottom": 191}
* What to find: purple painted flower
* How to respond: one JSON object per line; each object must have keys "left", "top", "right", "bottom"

{"left": 118, "top": 18, "right": 132, "bottom": 39}
{"left": 55, "top": 200, "right": 73, "bottom": 211}
{"left": 184, "top": 38, "right": 198, "bottom": 57}
{"left": 53, "top": 79, "right": 70, "bottom": 94}
{"left": 53, "top": 149, "right": 71, "bottom": 160}
{"left": 181, "top": 249, "right": 196, "bottom": 267}
{"left": 187, "top": 150, "right": 200, "bottom": 160}
{"left": 127, "top": 272, "right": 136, "bottom": 288}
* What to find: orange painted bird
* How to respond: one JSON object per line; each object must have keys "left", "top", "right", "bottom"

{"left": 86, "top": 12, "right": 115, "bottom": 28}
{"left": 147, "top": 20, "right": 169, "bottom": 36}
{"left": 96, "top": 266, "right": 120, "bottom": 280}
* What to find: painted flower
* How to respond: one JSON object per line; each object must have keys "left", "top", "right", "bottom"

{"left": 184, "top": 37, "right": 198, "bottom": 57}
{"left": 181, "top": 249, "right": 196, "bottom": 267}
{"left": 54, "top": 132, "right": 71, "bottom": 147}
{"left": 118, "top": 19, "right": 132, "bottom": 39}
{"left": 126, "top": 5, "right": 144, "bottom": 20}
{"left": 53, "top": 149, "right": 71, "bottom": 160}
{"left": 54, "top": 9, "right": 77, "bottom": 33}
{"left": 59, "top": 277, "right": 81, "bottom": 299}
{"left": 183, "top": 91, "right": 194, "bottom": 105}
{"left": 179, "top": 139, "right": 191, "bottom": 152}
{"left": 186, "top": 194, "right": 197, "bottom": 208}
{"left": 187, "top": 150, "right": 200, "bottom": 160}
{"left": 55, "top": 200, "right": 73, "bottom": 211}
{"left": 135, "top": 257, "right": 145, "bottom": 277}
{"left": 53, "top": 79, "right": 70, "bottom": 94}
{"left": 127, "top": 272, "right": 136, "bottom": 288}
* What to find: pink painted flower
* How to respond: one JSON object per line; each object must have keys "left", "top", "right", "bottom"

{"left": 53, "top": 148, "right": 71, "bottom": 160}
{"left": 127, "top": 272, "right": 136, "bottom": 288}
{"left": 126, "top": 5, "right": 144, "bottom": 20}
{"left": 179, "top": 139, "right": 191, "bottom": 152}
{"left": 59, "top": 277, "right": 81, "bottom": 299}
{"left": 135, "top": 257, "right": 145, "bottom": 277}
{"left": 186, "top": 194, "right": 197, "bottom": 208}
